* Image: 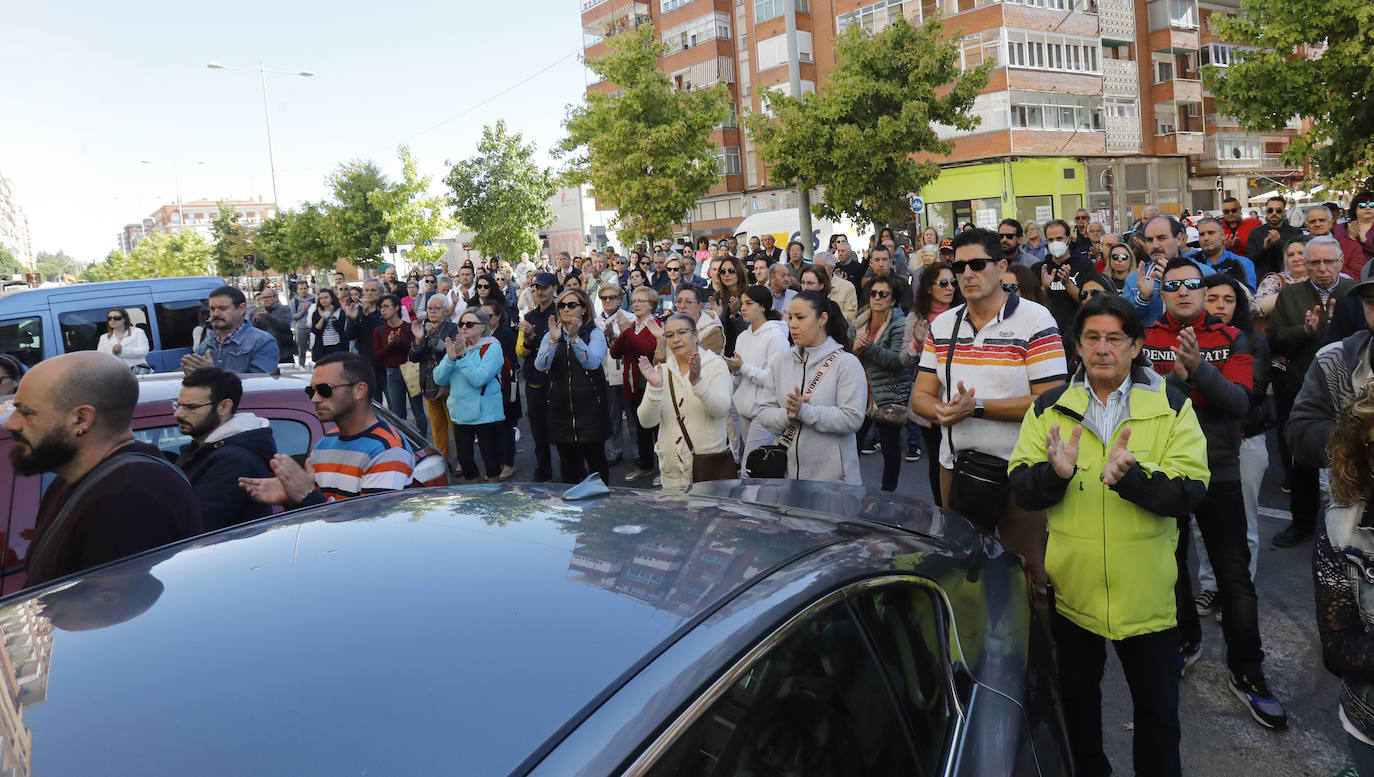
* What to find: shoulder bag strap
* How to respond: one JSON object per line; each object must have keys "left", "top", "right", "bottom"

{"left": 776, "top": 350, "right": 842, "bottom": 450}
{"left": 27, "top": 449, "right": 189, "bottom": 574}
{"left": 666, "top": 371, "right": 697, "bottom": 455}
{"left": 944, "top": 307, "right": 967, "bottom": 462}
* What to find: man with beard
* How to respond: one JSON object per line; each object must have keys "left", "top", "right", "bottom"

{"left": 173, "top": 367, "right": 276, "bottom": 531}
{"left": 1246, "top": 196, "right": 1302, "bottom": 278}
{"left": 239, "top": 351, "right": 414, "bottom": 505}
{"left": 3, "top": 352, "right": 201, "bottom": 589}
{"left": 252, "top": 289, "right": 295, "bottom": 365}
{"left": 180, "top": 286, "right": 279, "bottom": 374}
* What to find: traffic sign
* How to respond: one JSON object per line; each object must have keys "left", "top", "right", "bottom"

{"left": 909, "top": 196, "right": 925, "bottom": 214}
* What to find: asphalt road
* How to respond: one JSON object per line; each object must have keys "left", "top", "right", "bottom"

{"left": 439, "top": 404, "right": 1350, "bottom": 776}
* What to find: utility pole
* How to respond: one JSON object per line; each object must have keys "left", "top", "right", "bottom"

{"left": 784, "top": 0, "right": 813, "bottom": 258}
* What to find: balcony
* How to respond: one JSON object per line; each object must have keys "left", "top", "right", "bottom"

{"left": 1149, "top": 26, "right": 1200, "bottom": 53}
{"left": 1151, "top": 76, "right": 1202, "bottom": 105}
{"left": 1106, "top": 115, "right": 1143, "bottom": 153}
{"left": 1155, "top": 131, "right": 1205, "bottom": 155}
{"left": 1148, "top": 0, "right": 1198, "bottom": 31}
{"left": 582, "top": 2, "right": 650, "bottom": 47}
{"left": 671, "top": 56, "right": 736, "bottom": 89}
{"left": 1102, "top": 57, "right": 1139, "bottom": 97}
{"left": 1098, "top": 0, "right": 1135, "bottom": 45}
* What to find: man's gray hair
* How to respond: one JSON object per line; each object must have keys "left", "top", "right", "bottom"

{"left": 1306, "top": 205, "right": 1333, "bottom": 221}
{"left": 812, "top": 250, "right": 836, "bottom": 267}
{"left": 1305, "top": 234, "right": 1342, "bottom": 261}
{"left": 436, "top": 274, "right": 452, "bottom": 284}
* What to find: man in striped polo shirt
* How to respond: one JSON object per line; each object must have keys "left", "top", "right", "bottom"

{"left": 912, "top": 227, "right": 1068, "bottom": 575}
{"left": 239, "top": 352, "right": 414, "bottom": 506}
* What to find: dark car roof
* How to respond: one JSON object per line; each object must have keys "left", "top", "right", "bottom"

{"left": 7, "top": 484, "right": 908, "bottom": 777}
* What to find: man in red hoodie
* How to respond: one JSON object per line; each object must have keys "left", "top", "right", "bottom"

{"left": 1142, "top": 257, "right": 1286, "bottom": 729}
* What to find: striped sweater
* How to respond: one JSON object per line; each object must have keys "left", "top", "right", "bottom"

{"left": 300, "top": 419, "right": 415, "bottom": 504}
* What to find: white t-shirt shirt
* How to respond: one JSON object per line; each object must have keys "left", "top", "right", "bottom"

{"left": 918, "top": 294, "right": 1068, "bottom": 468}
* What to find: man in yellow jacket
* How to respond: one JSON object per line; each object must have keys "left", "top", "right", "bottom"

{"left": 1009, "top": 294, "right": 1209, "bottom": 777}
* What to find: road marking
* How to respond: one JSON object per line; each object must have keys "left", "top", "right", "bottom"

{"left": 1258, "top": 506, "right": 1292, "bottom": 522}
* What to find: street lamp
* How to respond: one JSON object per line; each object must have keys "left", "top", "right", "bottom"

{"left": 206, "top": 61, "right": 314, "bottom": 209}
{"left": 140, "top": 160, "right": 205, "bottom": 231}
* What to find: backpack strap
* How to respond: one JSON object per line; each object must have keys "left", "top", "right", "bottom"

{"left": 26, "top": 447, "right": 190, "bottom": 576}
{"left": 944, "top": 306, "right": 967, "bottom": 463}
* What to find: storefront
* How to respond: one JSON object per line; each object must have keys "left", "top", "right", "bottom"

{"left": 917, "top": 158, "right": 1088, "bottom": 238}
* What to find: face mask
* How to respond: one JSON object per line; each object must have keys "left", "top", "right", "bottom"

{"left": 1048, "top": 240, "right": 1069, "bottom": 258}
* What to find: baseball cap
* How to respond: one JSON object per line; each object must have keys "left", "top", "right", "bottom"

{"left": 533, "top": 272, "right": 558, "bottom": 288}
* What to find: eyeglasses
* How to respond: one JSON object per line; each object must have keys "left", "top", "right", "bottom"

{"left": 170, "top": 400, "right": 213, "bottom": 412}
{"left": 304, "top": 381, "right": 360, "bottom": 399}
{"left": 459, "top": 321, "right": 482, "bottom": 329}
{"left": 476, "top": 283, "right": 492, "bottom": 289}
{"left": 719, "top": 267, "right": 737, "bottom": 274}
{"left": 1357, "top": 202, "right": 1374, "bottom": 209}
{"left": 1080, "top": 332, "right": 1133, "bottom": 348}
{"left": 1110, "top": 253, "right": 1132, "bottom": 262}
{"left": 1080, "top": 289, "right": 1109, "bottom": 301}
{"left": 1075, "top": 215, "right": 1090, "bottom": 221}
{"left": 1222, "top": 208, "right": 1240, "bottom": 215}
{"left": 950, "top": 258, "right": 991, "bottom": 274}
{"left": 1305, "top": 258, "right": 1341, "bottom": 266}
{"left": 1161, "top": 277, "right": 1204, "bottom": 293}
{"left": 1266, "top": 207, "right": 1285, "bottom": 214}
{"left": 1002, "top": 283, "right": 1021, "bottom": 293}
{"left": 998, "top": 232, "right": 1018, "bottom": 239}
{"left": 426, "top": 280, "right": 437, "bottom": 285}
{"left": 107, "top": 316, "right": 124, "bottom": 322}
{"left": 935, "top": 279, "right": 957, "bottom": 288}
{"left": 599, "top": 295, "right": 621, "bottom": 301}
{"left": 667, "top": 266, "right": 682, "bottom": 272}
{"left": 557, "top": 301, "right": 583, "bottom": 310}
{"left": 869, "top": 289, "right": 892, "bottom": 299}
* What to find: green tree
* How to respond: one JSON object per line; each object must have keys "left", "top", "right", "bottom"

{"left": 379, "top": 145, "right": 458, "bottom": 267}
{"left": 555, "top": 23, "right": 730, "bottom": 243}
{"left": 252, "top": 211, "right": 294, "bottom": 273}
{"left": 0, "top": 247, "right": 25, "bottom": 278}
{"left": 211, "top": 204, "right": 254, "bottom": 277}
{"left": 1205, "top": 1, "right": 1374, "bottom": 190}
{"left": 32, "top": 250, "right": 80, "bottom": 281}
{"left": 82, "top": 231, "right": 213, "bottom": 281}
{"left": 286, "top": 202, "right": 336, "bottom": 270}
{"left": 446, "top": 121, "right": 557, "bottom": 262}
{"left": 745, "top": 16, "right": 990, "bottom": 227}
{"left": 326, "top": 159, "right": 393, "bottom": 266}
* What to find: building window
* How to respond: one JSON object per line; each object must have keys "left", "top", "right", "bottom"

{"left": 836, "top": 0, "right": 906, "bottom": 34}
{"left": 1105, "top": 97, "right": 1138, "bottom": 117}
{"left": 1009, "top": 90, "right": 1103, "bottom": 131}
{"left": 1153, "top": 59, "right": 1174, "bottom": 82}
{"left": 1004, "top": 29, "right": 1101, "bottom": 74}
{"left": 1005, "top": 0, "right": 1068, "bottom": 8}
{"left": 661, "top": 0, "right": 691, "bottom": 12}
{"left": 755, "top": 0, "right": 806, "bottom": 22}
{"left": 661, "top": 11, "right": 732, "bottom": 50}
{"left": 959, "top": 29, "right": 1001, "bottom": 70}
{"left": 715, "top": 147, "right": 742, "bottom": 176}
{"left": 756, "top": 31, "right": 812, "bottom": 70}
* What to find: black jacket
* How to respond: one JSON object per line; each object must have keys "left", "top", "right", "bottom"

{"left": 521, "top": 303, "right": 555, "bottom": 386}
{"left": 547, "top": 322, "right": 611, "bottom": 446}
{"left": 176, "top": 419, "right": 277, "bottom": 532}
{"left": 1245, "top": 222, "right": 1302, "bottom": 278}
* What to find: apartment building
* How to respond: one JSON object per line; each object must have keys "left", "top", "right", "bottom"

{"left": 578, "top": 0, "right": 1298, "bottom": 240}
{"left": 0, "top": 175, "right": 33, "bottom": 267}
{"left": 141, "top": 198, "right": 277, "bottom": 242}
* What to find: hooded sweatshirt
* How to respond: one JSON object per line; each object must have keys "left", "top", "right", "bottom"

{"left": 755, "top": 337, "right": 868, "bottom": 485}
{"left": 176, "top": 412, "right": 277, "bottom": 532}
{"left": 731, "top": 318, "right": 789, "bottom": 419}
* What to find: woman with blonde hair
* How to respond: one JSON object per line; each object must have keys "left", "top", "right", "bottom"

{"left": 535, "top": 287, "right": 611, "bottom": 484}
{"left": 1315, "top": 383, "right": 1374, "bottom": 774}
{"left": 636, "top": 313, "right": 734, "bottom": 489}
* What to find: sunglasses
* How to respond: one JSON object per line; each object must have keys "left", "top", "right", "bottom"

{"left": 1161, "top": 277, "right": 1203, "bottom": 293}
{"left": 304, "top": 381, "right": 359, "bottom": 399}
{"left": 1358, "top": 202, "right": 1374, "bottom": 209}
{"left": 869, "top": 289, "right": 892, "bottom": 299}
{"left": 720, "top": 267, "right": 737, "bottom": 273}
{"left": 998, "top": 232, "right": 1018, "bottom": 239}
{"left": 1003, "top": 282, "right": 1020, "bottom": 293}
{"left": 1081, "top": 289, "right": 1109, "bottom": 301}
{"left": 1222, "top": 208, "right": 1240, "bottom": 215}
{"left": 935, "top": 279, "right": 957, "bottom": 288}
{"left": 557, "top": 301, "right": 583, "bottom": 310}
{"left": 950, "top": 258, "right": 990, "bottom": 274}
{"left": 459, "top": 320, "right": 482, "bottom": 329}
{"left": 107, "top": 316, "right": 124, "bottom": 322}
{"left": 667, "top": 266, "right": 682, "bottom": 272}
{"left": 426, "top": 280, "right": 437, "bottom": 284}
{"left": 1110, "top": 253, "right": 1132, "bottom": 262}
{"left": 599, "top": 295, "right": 620, "bottom": 301}
{"left": 1265, "top": 207, "right": 1285, "bottom": 214}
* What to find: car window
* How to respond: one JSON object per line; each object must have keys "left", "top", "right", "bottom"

{"left": 0, "top": 316, "right": 42, "bottom": 367}
{"left": 155, "top": 299, "right": 207, "bottom": 350}
{"left": 58, "top": 306, "right": 151, "bottom": 354}
{"left": 132, "top": 424, "right": 189, "bottom": 459}
{"left": 851, "top": 584, "right": 957, "bottom": 773}
{"left": 132, "top": 418, "right": 312, "bottom": 459}
{"left": 643, "top": 600, "right": 921, "bottom": 777}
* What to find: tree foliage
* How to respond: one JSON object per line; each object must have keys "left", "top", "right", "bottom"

{"left": 380, "top": 145, "right": 457, "bottom": 266}
{"left": 33, "top": 250, "right": 80, "bottom": 282}
{"left": 446, "top": 120, "right": 557, "bottom": 262}
{"left": 286, "top": 202, "right": 336, "bottom": 270}
{"left": 211, "top": 204, "right": 253, "bottom": 277}
{"left": 251, "top": 211, "right": 294, "bottom": 273}
{"left": 745, "top": 16, "right": 990, "bottom": 227}
{"left": 1205, "top": 1, "right": 1374, "bottom": 190}
{"left": 82, "top": 231, "right": 213, "bottom": 282}
{"left": 555, "top": 24, "right": 730, "bottom": 242}
{"left": 0, "top": 247, "right": 24, "bottom": 278}
{"left": 326, "top": 159, "right": 394, "bottom": 266}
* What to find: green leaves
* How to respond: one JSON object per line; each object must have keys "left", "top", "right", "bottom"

{"left": 446, "top": 120, "right": 557, "bottom": 263}
{"left": 210, "top": 204, "right": 253, "bottom": 277}
{"left": 83, "top": 231, "right": 213, "bottom": 282}
{"left": 555, "top": 23, "right": 730, "bottom": 242}
{"left": 1205, "top": 0, "right": 1374, "bottom": 190}
{"left": 745, "top": 16, "right": 989, "bottom": 227}
{"left": 325, "top": 160, "right": 394, "bottom": 265}
{"left": 380, "top": 145, "right": 456, "bottom": 266}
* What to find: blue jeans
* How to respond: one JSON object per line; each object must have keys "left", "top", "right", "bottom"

{"left": 1176, "top": 480, "right": 1263, "bottom": 671}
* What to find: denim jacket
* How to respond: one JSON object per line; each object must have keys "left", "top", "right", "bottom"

{"left": 194, "top": 320, "right": 280, "bottom": 374}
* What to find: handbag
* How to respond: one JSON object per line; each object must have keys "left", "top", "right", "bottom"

{"left": 867, "top": 395, "right": 908, "bottom": 425}
{"left": 942, "top": 307, "right": 1010, "bottom": 531}
{"left": 399, "top": 361, "right": 423, "bottom": 397}
{"left": 668, "top": 371, "right": 738, "bottom": 483}
{"left": 744, "top": 350, "right": 840, "bottom": 479}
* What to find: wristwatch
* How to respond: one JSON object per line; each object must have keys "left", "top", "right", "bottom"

{"left": 973, "top": 397, "right": 985, "bottom": 419}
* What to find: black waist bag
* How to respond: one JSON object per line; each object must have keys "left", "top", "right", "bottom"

{"left": 947, "top": 449, "right": 1010, "bottom": 532}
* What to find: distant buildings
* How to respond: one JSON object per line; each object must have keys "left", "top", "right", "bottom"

{"left": 0, "top": 174, "right": 33, "bottom": 266}
{"left": 119, "top": 198, "right": 277, "bottom": 253}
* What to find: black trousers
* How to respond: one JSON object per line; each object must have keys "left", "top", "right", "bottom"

{"left": 556, "top": 442, "right": 609, "bottom": 485}
{"left": 525, "top": 383, "right": 552, "bottom": 479}
{"left": 1275, "top": 381, "right": 1320, "bottom": 532}
{"left": 1053, "top": 607, "right": 1181, "bottom": 777}
{"left": 875, "top": 421, "right": 903, "bottom": 491}
{"left": 453, "top": 422, "right": 501, "bottom": 481}
{"left": 1176, "top": 480, "right": 1265, "bottom": 670}
{"left": 922, "top": 424, "right": 943, "bottom": 507}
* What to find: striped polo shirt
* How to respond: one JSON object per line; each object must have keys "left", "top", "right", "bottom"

{"left": 919, "top": 293, "right": 1068, "bottom": 468}
{"left": 309, "top": 419, "right": 415, "bottom": 501}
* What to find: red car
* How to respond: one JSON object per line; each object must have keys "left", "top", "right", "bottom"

{"left": 0, "top": 372, "right": 447, "bottom": 594}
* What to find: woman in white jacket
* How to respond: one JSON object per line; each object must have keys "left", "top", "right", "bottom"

{"left": 636, "top": 314, "right": 733, "bottom": 490}
{"left": 755, "top": 291, "right": 867, "bottom": 485}
{"left": 97, "top": 307, "right": 151, "bottom": 372}
{"left": 723, "top": 285, "right": 789, "bottom": 473}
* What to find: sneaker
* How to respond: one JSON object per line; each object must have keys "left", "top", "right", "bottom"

{"left": 859, "top": 441, "right": 880, "bottom": 455}
{"left": 1215, "top": 609, "right": 1224, "bottom": 625}
{"left": 498, "top": 465, "right": 515, "bottom": 481}
{"left": 1228, "top": 667, "right": 1288, "bottom": 729}
{"left": 1179, "top": 641, "right": 1202, "bottom": 678}
{"left": 1194, "top": 589, "right": 1220, "bottom": 618}
{"left": 905, "top": 448, "right": 922, "bottom": 463}
{"left": 624, "top": 467, "right": 654, "bottom": 482}
{"left": 1272, "top": 524, "right": 1312, "bottom": 548}
{"left": 1280, "top": 478, "right": 1290, "bottom": 493}
{"left": 651, "top": 475, "right": 662, "bottom": 487}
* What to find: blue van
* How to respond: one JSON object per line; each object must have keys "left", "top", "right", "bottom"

{"left": 0, "top": 277, "right": 226, "bottom": 372}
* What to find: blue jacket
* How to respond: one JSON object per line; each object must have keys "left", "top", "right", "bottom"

{"left": 1121, "top": 255, "right": 1217, "bottom": 326}
{"left": 435, "top": 337, "right": 505, "bottom": 425}
{"left": 1186, "top": 248, "right": 1257, "bottom": 291}
{"left": 194, "top": 320, "right": 280, "bottom": 373}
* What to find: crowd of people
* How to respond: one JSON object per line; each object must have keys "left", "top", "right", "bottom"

{"left": 7, "top": 189, "right": 1374, "bottom": 775}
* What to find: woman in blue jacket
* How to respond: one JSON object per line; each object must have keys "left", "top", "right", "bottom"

{"left": 434, "top": 307, "right": 505, "bottom": 483}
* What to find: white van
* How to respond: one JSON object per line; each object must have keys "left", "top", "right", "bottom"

{"left": 733, "top": 208, "right": 875, "bottom": 255}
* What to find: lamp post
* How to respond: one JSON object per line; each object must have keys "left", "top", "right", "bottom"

{"left": 140, "top": 160, "right": 204, "bottom": 232}
{"left": 206, "top": 61, "right": 314, "bottom": 208}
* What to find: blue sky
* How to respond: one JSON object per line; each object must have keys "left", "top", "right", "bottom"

{"left": 0, "top": 0, "right": 592, "bottom": 261}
